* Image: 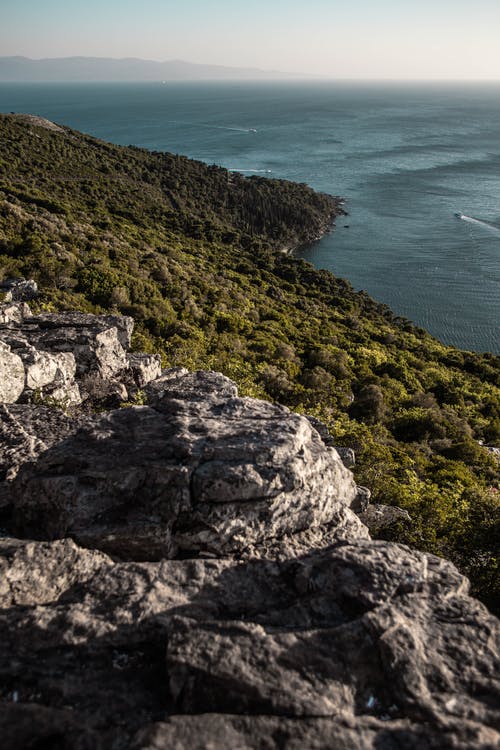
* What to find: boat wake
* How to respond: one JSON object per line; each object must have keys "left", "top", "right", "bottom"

{"left": 455, "top": 212, "right": 500, "bottom": 234}
{"left": 164, "top": 120, "right": 257, "bottom": 133}
{"left": 230, "top": 168, "right": 272, "bottom": 173}
{"left": 213, "top": 126, "right": 258, "bottom": 133}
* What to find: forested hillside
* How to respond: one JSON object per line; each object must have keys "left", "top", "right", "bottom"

{"left": 0, "top": 114, "right": 498, "bottom": 610}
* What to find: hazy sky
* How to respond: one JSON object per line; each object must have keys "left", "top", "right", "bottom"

{"left": 1, "top": 0, "right": 500, "bottom": 79}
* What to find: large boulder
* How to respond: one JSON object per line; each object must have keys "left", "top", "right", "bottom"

{"left": 0, "top": 307, "right": 164, "bottom": 407}
{"left": 0, "top": 537, "right": 497, "bottom": 749}
{"left": 15, "top": 312, "right": 133, "bottom": 378}
{"left": 9, "top": 371, "right": 364, "bottom": 559}
{"left": 131, "top": 714, "right": 497, "bottom": 750}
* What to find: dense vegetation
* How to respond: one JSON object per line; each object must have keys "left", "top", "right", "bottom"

{"left": 0, "top": 114, "right": 498, "bottom": 611}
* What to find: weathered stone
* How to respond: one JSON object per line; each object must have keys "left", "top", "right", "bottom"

{"left": 0, "top": 403, "right": 88, "bottom": 482}
{"left": 165, "top": 541, "right": 499, "bottom": 734}
{"left": 9, "top": 371, "right": 360, "bottom": 558}
{"left": 0, "top": 341, "right": 25, "bottom": 404}
{"left": 2, "top": 333, "right": 81, "bottom": 405}
{"left": 25, "top": 350, "right": 76, "bottom": 391}
{"left": 0, "top": 303, "right": 498, "bottom": 750}
{"left": 359, "top": 504, "right": 412, "bottom": 534}
{"left": 0, "top": 301, "right": 32, "bottom": 325}
{"left": 132, "top": 714, "right": 498, "bottom": 750}
{"left": 0, "top": 538, "right": 497, "bottom": 748}
{"left": 14, "top": 312, "right": 133, "bottom": 378}
{"left": 241, "top": 507, "right": 369, "bottom": 560}
{"left": 145, "top": 368, "right": 237, "bottom": 403}
{"left": 127, "top": 352, "right": 162, "bottom": 388}
{"left": 79, "top": 373, "right": 128, "bottom": 408}
{"left": 45, "top": 381, "right": 82, "bottom": 406}
{"left": 0, "top": 537, "right": 111, "bottom": 607}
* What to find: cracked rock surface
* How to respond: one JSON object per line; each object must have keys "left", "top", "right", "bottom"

{"left": 0, "top": 537, "right": 498, "bottom": 749}
{"left": 0, "top": 301, "right": 498, "bottom": 749}
{"left": 8, "top": 370, "right": 363, "bottom": 559}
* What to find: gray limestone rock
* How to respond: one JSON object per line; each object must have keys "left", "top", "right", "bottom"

{"left": 0, "top": 342, "right": 25, "bottom": 404}
{"left": 165, "top": 541, "right": 499, "bottom": 736}
{"left": 127, "top": 353, "right": 162, "bottom": 388}
{"left": 145, "top": 368, "right": 237, "bottom": 403}
{"left": 17, "top": 312, "right": 132, "bottom": 378}
{"left": 0, "top": 309, "right": 137, "bottom": 407}
{"left": 10, "top": 372, "right": 361, "bottom": 558}
{"left": 0, "top": 404, "right": 88, "bottom": 482}
{"left": 0, "top": 537, "right": 497, "bottom": 748}
{"left": 0, "top": 301, "right": 32, "bottom": 325}
{"left": 1, "top": 305, "right": 498, "bottom": 749}
{"left": 1, "top": 330, "right": 81, "bottom": 405}
{"left": 131, "top": 714, "right": 498, "bottom": 750}
{"left": 0, "top": 537, "right": 111, "bottom": 607}
{"left": 78, "top": 373, "right": 128, "bottom": 407}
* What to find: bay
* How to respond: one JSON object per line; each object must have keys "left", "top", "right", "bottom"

{"left": 1, "top": 81, "right": 499, "bottom": 353}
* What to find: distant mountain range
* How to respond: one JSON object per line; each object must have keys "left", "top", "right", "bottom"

{"left": 0, "top": 56, "right": 301, "bottom": 82}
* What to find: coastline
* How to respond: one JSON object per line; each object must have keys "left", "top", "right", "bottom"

{"left": 282, "top": 196, "right": 347, "bottom": 255}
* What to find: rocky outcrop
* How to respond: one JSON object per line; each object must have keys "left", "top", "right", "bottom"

{"left": 9, "top": 370, "right": 365, "bottom": 559}
{"left": 0, "top": 537, "right": 498, "bottom": 749}
{"left": 15, "top": 311, "right": 134, "bottom": 378}
{"left": 0, "top": 299, "right": 157, "bottom": 406}
{"left": 127, "top": 352, "right": 162, "bottom": 388}
{"left": 0, "top": 298, "right": 498, "bottom": 749}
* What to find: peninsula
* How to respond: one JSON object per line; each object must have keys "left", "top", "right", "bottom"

{"left": 0, "top": 56, "right": 301, "bottom": 82}
{"left": 0, "top": 112, "right": 499, "bottom": 748}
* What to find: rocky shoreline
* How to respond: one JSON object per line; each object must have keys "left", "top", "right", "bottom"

{"left": 283, "top": 199, "right": 346, "bottom": 255}
{"left": 0, "top": 293, "right": 499, "bottom": 749}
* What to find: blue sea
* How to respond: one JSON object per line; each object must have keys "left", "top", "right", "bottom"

{"left": 1, "top": 81, "right": 499, "bottom": 354}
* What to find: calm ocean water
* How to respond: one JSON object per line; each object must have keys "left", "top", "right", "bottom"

{"left": 1, "top": 81, "right": 499, "bottom": 354}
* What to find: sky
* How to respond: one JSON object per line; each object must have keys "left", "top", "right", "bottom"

{"left": 1, "top": 0, "right": 500, "bottom": 79}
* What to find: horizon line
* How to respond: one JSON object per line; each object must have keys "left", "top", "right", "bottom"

{"left": 1, "top": 57, "right": 499, "bottom": 83}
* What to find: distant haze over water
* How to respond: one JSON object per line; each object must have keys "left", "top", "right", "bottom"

{"left": 1, "top": 81, "right": 499, "bottom": 354}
